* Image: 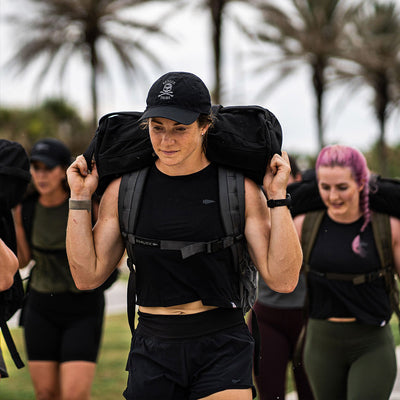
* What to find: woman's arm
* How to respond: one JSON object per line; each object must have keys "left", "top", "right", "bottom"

{"left": 390, "top": 216, "right": 400, "bottom": 275}
{"left": 12, "top": 204, "right": 32, "bottom": 268}
{"left": 66, "top": 156, "right": 125, "bottom": 290}
{"left": 0, "top": 238, "right": 19, "bottom": 291}
{"left": 245, "top": 152, "right": 303, "bottom": 293}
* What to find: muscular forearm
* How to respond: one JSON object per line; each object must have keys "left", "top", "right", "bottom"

{"left": 66, "top": 207, "right": 99, "bottom": 290}
{"left": 66, "top": 177, "right": 125, "bottom": 290}
{"left": 267, "top": 207, "right": 302, "bottom": 292}
{"left": 0, "top": 239, "right": 19, "bottom": 291}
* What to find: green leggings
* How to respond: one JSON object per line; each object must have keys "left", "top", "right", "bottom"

{"left": 304, "top": 318, "right": 396, "bottom": 400}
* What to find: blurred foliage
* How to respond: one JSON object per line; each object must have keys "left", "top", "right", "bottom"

{"left": 0, "top": 98, "right": 94, "bottom": 157}
{"left": 365, "top": 142, "right": 400, "bottom": 179}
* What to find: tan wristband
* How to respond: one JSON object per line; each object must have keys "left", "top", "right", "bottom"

{"left": 69, "top": 199, "right": 92, "bottom": 211}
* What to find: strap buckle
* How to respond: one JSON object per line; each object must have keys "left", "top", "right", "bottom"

{"left": 352, "top": 275, "right": 366, "bottom": 285}
{"left": 206, "top": 237, "right": 234, "bottom": 253}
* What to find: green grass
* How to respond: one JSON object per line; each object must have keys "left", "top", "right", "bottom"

{"left": 0, "top": 313, "right": 132, "bottom": 400}
{"left": 1, "top": 314, "right": 399, "bottom": 399}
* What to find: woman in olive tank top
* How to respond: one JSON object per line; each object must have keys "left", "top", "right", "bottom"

{"left": 14, "top": 138, "right": 105, "bottom": 400}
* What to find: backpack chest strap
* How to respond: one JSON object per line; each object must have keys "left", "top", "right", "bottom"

{"left": 309, "top": 267, "right": 390, "bottom": 285}
{"left": 122, "top": 233, "right": 243, "bottom": 259}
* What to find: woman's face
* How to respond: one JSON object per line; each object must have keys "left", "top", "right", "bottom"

{"left": 30, "top": 161, "right": 66, "bottom": 196}
{"left": 149, "top": 117, "right": 207, "bottom": 172}
{"left": 317, "top": 165, "right": 363, "bottom": 221}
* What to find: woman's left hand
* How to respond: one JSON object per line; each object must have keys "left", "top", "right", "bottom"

{"left": 263, "top": 151, "right": 291, "bottom": 199}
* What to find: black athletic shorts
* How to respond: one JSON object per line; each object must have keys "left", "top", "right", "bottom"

{"left": 23, "top": 289, "right": 105, "bottom": 363}
{"left": 123, "top": 308, "right": 256, "bottom": 400}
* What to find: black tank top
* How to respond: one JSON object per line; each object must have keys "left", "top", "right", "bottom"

{"left": 133, "top": 163, "right": 241, "bottom": 308}
{"left": 308, "top": 213, "right": 391, "bottom": 326}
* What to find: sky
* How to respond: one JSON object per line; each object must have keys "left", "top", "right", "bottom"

{"left": 0, "top": 0, "right": 399, "bottom": 157}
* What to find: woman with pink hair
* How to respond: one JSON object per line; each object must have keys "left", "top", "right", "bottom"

{"left": 294, "top": 145, "right": 400, "bottom": 399}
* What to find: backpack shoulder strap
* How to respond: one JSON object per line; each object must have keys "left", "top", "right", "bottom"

{"left": 371, "top": 212, "right": 393, "bottom": 269}
{"left": 370, "top": 212, "right": 400, "bottom": 326}
{"left": 118, "top": 167, "right": 150, "bottom": 244}
{"left": 21, "top": 193, "right": 38, "bottom": 247}
{"left": 217, "top": 166, "right": 245, "bottom": 271}
{"left": 0, "top": 320, "right": 24, "bottom": 369}
{"left": 118, "top": 167, "right": 150, "bottom": 334}
{"left": 217, "top": 167, "right": 261, "bottom": 373}
{"left": 301, "top": 210, "right": 325, "bottom": 270}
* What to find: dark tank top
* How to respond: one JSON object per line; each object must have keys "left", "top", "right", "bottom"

{"left": 308, "top": 213, "right": 391, "bottom": 326}
{"left": 133, "top": 163, "right": 241, "bottom": 308}
{"left": 30, "top": 199, "right": 80, "bottom": 293}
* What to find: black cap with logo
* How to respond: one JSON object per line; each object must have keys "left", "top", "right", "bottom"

{"left": 30, "top": 138, "right": 71, "bottom": 168}
{"left": 141, "top": 71, "right": 212, "bottom": 125}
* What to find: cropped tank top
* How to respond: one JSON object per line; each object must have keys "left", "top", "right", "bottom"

{"left": 133, "top": 163, "right": 241, "bottom": 308}
{"left": 308, "top": 213, "right": 391, "bottom": 326}
{"left": 30, "top": 199, "right": 80, "bottom": 293}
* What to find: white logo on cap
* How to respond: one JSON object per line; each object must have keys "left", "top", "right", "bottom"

{"left": 158, "top": 79, "right": 175, "bottom": 100}
{"left": 35, "top": 143, "right": 50, "bottom": 151}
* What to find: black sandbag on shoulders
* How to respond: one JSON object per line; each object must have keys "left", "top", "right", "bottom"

{"left": 84, "top": 111, "right": 154, "bottom": 195}
{"left": 0, "top": 140, "right": 31, "bottom": 211}
{"left": 84, "top": 104, "right": 283, "bottom": 195}
{"left": 206, "top": 105, "right": 282, "bottom": 184}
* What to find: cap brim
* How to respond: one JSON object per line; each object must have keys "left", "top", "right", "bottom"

{"left": 140, "top": 106, "right": 199, "bottom": 125}
{"left": 30, "top": 155, "right": 58, "bottom": 168}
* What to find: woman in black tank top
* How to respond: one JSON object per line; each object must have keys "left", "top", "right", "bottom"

{"left": 66, "top": 71, "right": 302, "bottom": 400}
{"left": 294, "top": 145, "right": 400, "bottom": 400}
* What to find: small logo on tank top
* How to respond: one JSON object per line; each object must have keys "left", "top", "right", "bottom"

{"left": 202, "top": 199, "right": 215, "bottom": 205}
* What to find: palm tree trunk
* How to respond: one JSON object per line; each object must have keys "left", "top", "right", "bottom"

{"left": 89, "top": 43, "right": 99, "bottom": 133}
{"left": 312, "top": 59, "right": 326, "bottom": 150}
{"left": 375, "top": 76, "right": 389, "bottom": 177}
{"left": 377, "top": 114, "right": 388, "bottom": 177}
{"left": 210, "top": 0, "right": 225, "bottom": 104}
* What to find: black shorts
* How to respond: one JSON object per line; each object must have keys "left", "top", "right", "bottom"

{"left": 23, "top": 289, "right": 105, "bottom": 363}
{"left": 123, "top": 308, "right": 256, "bottom": 400}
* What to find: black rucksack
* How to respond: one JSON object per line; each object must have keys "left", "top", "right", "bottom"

{"left": 0, "top": 212, "right": 25, "bottom": 373}
{"left": 118, "top": 166, "right": 258, "bottom": 334}
{"left": 0, "top": 139, "right": 31, "bottom": 373}
{"left": 83, "top": 105, "right": 283, "bottom": 195}
{"left": 0, "top": 139, "right": 31, "bottom": 211}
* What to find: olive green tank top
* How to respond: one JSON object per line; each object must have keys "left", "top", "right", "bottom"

{"left": 30, "top": 199, "right": 79, "bottom": 293}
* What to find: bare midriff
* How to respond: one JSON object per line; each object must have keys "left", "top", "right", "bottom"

{"left": 139, "top": 300, "right": 218, "bottom": 315}
{"left": 328, "top": 317, "right": 356, "bottom": 322}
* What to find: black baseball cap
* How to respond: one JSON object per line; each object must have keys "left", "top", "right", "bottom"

{"left": 141, "top": 71, "right": 211, "bottom": 124}
{"left": 30, "top": 138, "right": 71, "bottom": 168}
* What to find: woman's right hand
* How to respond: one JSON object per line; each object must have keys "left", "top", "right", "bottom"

{"left": 67, "top": 155, "right": 99, "bottom": 200}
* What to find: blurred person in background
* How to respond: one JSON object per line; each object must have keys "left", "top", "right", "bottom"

{"left": 0, "top": 138, "right": 31, "bottom": 380}
{"left": 14, "top": 138, "right": 105, "bottom": 400}
{"left": 294, "top": 145, "right": 400, "bottom": 400}
{"left": 250, "top": 155, "right": 314, "bottom": 400}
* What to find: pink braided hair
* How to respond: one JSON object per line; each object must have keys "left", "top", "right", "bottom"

{"left": 316, "top": 145, "right": 370, "bottom": 256}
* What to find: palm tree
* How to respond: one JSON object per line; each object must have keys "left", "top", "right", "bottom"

{"left": 5, "top": 0, "right": 176, "bottom": 130}
{"left": 189, "top": 0, "right": 254, "bottom": 104}
{"left": 336, "top": 1, "right": 400, "bottom": 176}
{"left": 246, "top": 0, "right": 356, "bottom": 150}
{"left": 207, "top": 0, "right": 226, "bottom": 104}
